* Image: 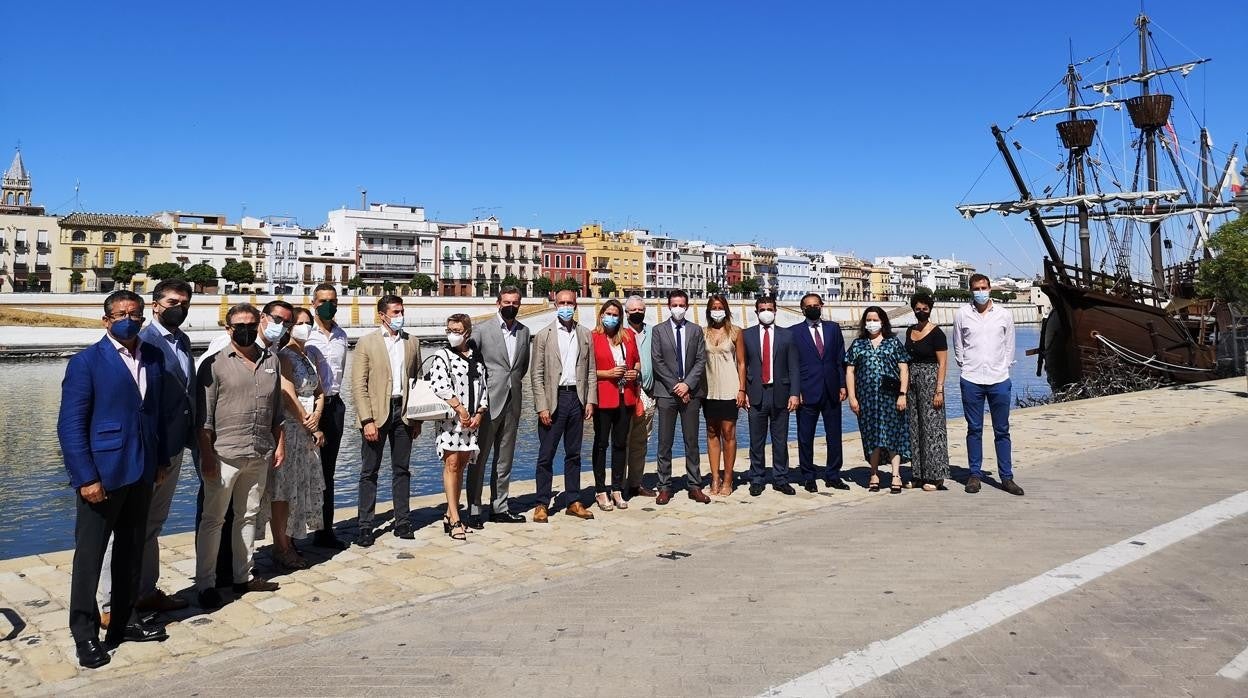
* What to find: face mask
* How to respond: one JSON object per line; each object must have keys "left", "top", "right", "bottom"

{"left": 499, "top": 305, "right": 519, "bottom": 321}
{"left": 602, "top": 315, "right": 620, "bottom": 330}
{"left": 446, "top": 332, "right": 465, "bottom": 348}
{"left": 291, "top": 324, "right": 312, "bottom": 342}
{"left": 972, "top": 290, "right": 991, "bottom": 305}
{"left": 627, "top": 311, "right": 645, "bottom": 325}
{"left": 669, "top": 306, "right": 687, "bottom": 321}
{"left": 316, "top": 302, "right": 337, "bottom": 322}
{"left": 109, "top": 317, "right": 142, "bottom": 341}
{"left": 556, "top": 306, "right": 575, "bottom": 322}
{"left": 803, "top": 306, "right": 822, "bottom": 322}
{"left": 263, "top": 320, "right": 288, "bottom": 343}
{"left": 914, "top": 310, "right": 930, "bottom": 322}
{"left": 757, "top": 310, "right": 775, "bottom": 325}
{"left": 231, "top": 325, "right": 259, "bottom": 347}
{"left": 159, "top": 304, "right": 187, "bottom": 329}
{"left": 709, "top": 310, "right": 727, "bottom": 324}
{"left": 864, "top": 320, "right": 883, "bottom": 334}
{"left": 387, "top": 315, "right": 405, "bottom": 332}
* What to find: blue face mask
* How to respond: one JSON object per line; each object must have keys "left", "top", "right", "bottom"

{"left": 972, "top": 290, "right": 991, "bottom": 305}
{"left": 388, "top": 315, "right": 405, "bottom": 332}
{"left": 602, "top": 315, "right": 620, "bottom": 329}
{"left": 109, "top": 317, "right": 142, "bottom": 341}
{"left": 557, "top": 307, "right": 575, "bottom": 322}
{"left": 263, "top": 320, "right": 287, "bottom": 343}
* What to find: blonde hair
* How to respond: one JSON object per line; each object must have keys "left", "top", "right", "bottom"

{"left": 704, "top": 294, "right": 739, "bottom": 346}
{"left": 593, "top": 299, "right": 625, "bottom": 345}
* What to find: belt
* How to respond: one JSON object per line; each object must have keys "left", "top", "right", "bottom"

{"left": 558, "top": 385, "right": 578, "bottom": 392}
{"left": 390, "top": 396, "right": 403, "bottom": 404}
{"left": 761, "top": 383, "right": 774, "bottom": 388}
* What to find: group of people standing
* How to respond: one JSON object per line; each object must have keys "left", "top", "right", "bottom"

{"left": 57, "top": 272, "right": 1023, "bottom": 669}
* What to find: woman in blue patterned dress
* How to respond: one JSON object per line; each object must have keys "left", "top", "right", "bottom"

{"left": 845, "top": 306, "right": 911, "bottom": 493}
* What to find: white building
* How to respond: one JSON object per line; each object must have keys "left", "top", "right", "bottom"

{"left": 435, "top": 222, "right": 473, "bottom": 296}
{"left": 773, "top": 247, "right": 811, "bottom": 301}
{"left": 632, "top": 230, "right": 680, "bottom": 298}
{"left": 808, "top": 251, "right": 842, "bottom": 302}
{"left": 326, "top": 203, "right": 439, "bottom": 295}
{"left": 160, "top": 212, "right": 269, "bottom": 293}
{"left": 677, "top": 240, "right": 709, "bottom": 298}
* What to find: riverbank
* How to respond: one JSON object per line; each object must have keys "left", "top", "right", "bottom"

{"left": 0, "top": 378, "right": 1243, "bottom": 694}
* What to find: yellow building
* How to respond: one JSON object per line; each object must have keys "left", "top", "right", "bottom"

{"left": 867, "top": 265, "right": 891, "bottom": 302}
{"left": 55, "top": 213, "right": 173, "bottom": 294}
{"left": 836, "top": 256, "right": 868, "bottom": 301}
{"left": 554, "top": 223, "right": 644, "bottom": 297}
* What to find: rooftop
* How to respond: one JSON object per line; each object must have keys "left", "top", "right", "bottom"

{"left": 59, "top": 212, "right": 168, "bottom": 231}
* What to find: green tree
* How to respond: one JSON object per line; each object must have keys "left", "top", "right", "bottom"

{"left": 1198, "top": 216, "right": 1248, "bottom": 308}
{"left": 26, "top": 275, "right": 41, "bottom": 292}
{"left": 989, "top": 290, "right": 1016, "bottom": 303}
{"left": 915, "top": 285, "right": 934, "bottom": 297}
{"left": 382, "top": 280, "right": 397, "bottom": 295}
{"left": 934, "top": 288, "right": 971, "bottom": 302}
{"left": 184, "top": 263, "right": 218, "bottom": 292}
{"left": 69, "top": 271, "right": 84, "bottom": 291}
{"left": 555, "top": 276, "right": 582, "bottom": 293}
{"left": 532, "top": 275, "right": 554, "bottom": 297}
{"left": 706, "top": 281, "right": 721, "bottom": 295}
{"left": 598, "top": 278, "right": 618, "bottom": 297}
{"left": 500, "top": 274, "right": 523, "bottom": 294}
{"left": 410, "top": 273, "right": 437, "bottom": 296}
{"left": 347, "top": 275, "right": 365, "bottom": 295}
{"left": 146, "top": 262, "right": 185, "bottom": 280}
{"left": 110, "top": 261, "right": 143, "bottom": 289}
{"left": 475, "top": 281, "right": 488, "bottom": 296}
{"left": 739, "top": 277, "right": 761, "bottom": 296}
{"left": 220, "top": 261, "right": 255, "bottom": 291}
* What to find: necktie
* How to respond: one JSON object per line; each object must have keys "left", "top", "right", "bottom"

{"left": 761, "top": 326, "right": 771, "bottom": 384}
{"left": 813, "top": 323, "right": 824, "bottom": 358}
{"left": 674, "top": 324, "right": 684, "bottom": 380}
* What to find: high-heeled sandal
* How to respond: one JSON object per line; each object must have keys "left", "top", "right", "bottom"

{"left": 890, "top": 476, "right": 903, "bottom": 494}
{"left": 442, "top": 515, "right": 452, "bottom": 534}
{"left": 868, "top": 476, "right": 880, "bottom": 492}
{"left": 595, "top": 493, "right": 614, "bottom": 511}
{"left": 447, "top": 521, "right": 467, "bottom": 541}
{"left": 612, "top": 493, "right": 628, "bottom": 510}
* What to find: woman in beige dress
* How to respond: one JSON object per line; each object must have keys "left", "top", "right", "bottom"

{"left": 702, "top": 294, "right": 747, "bottom": 495}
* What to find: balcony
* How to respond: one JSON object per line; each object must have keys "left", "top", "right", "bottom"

{"left": 15, "top": 240, "right": 28, "bottom": 253}
{"left": 37, "top": 241, "right": 50, "bottom": 253}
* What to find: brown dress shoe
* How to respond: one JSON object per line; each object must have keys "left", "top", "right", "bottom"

{"left": 566, "top": 501, "right": 595, "bottom": 520}
{"left": 655, "top": 489, "right": 672, "bottom": 505}
{"left": 134, "top": 589, "right": 190, "bottom": 613}
{"left": 632, "top": 486, "right": 657, "bottom": 498}
{"left": 533, "top": 505, "right": 549, "bottom": 523}
{"left": 687, "top": 487, "right": 711, "bottom": 504}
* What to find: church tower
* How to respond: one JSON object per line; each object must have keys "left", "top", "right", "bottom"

{"left": 2, "top": 150, "right": 32, "bottom": 207}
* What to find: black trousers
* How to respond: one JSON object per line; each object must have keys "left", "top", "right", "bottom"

{"left": 535, "top": 389, "right": 584, "bottom": 506}
{"left": 358, "top": 399, "right": 413, "bottom": 530}
{"left": 317, "top": 394, "right": 346, "bottom": 533}
{"left": 592, "top": 405, "right": 631, "bottom": 493}
{"left": 748, "top": 385, "right": 792, "bottom": 485}
{"left": 70, "top": 480, "right": 151, "bottom": 643}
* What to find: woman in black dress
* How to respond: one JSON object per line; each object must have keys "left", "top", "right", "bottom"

{"left": 904, "top": 293, "right": 950, "bottom": 490}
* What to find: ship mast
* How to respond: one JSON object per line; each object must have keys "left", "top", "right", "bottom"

{"left": 1136, "top": 13, "right": 1167, "bottom": 288}
{"left": 1060, "top": 64, "right": 1095, "bottom": 283}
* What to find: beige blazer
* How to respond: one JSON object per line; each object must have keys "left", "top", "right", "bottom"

{"left": 351, "top": 327, "right": 422, "bottom": 429}
{"left": 530, "top": 321, "right": 597, "bottom": 415}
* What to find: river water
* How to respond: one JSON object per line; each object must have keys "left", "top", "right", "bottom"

{"left": 0, "top": 327, "right": 1045, "bottom": 558}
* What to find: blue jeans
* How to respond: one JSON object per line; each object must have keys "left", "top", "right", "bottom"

{"left": 960, "top": 378, "right": 1013, "bottom": 480}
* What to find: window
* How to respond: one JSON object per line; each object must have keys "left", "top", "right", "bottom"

{"left": 575, "top": 257, "right": 581, "bottom": 269}
{"left": 103, "top": 250, "right": 116, "bottom": 268}
{"left": 304, "top": 242, "right": 313, "bottom": 255}
{"left": 134, "top": 252, "right": 147, "bottom": 268}
{"left": 288, "top": 241, "right": 296, "bottom": 254}
{"left": 103, "top": 232, "right": 117, "bottom": 243}
{"left": 224, "top": 237, "right": 236, "bottom": 249}
{"left": 176, "top": 234, "right": 188, "bottom": 248}
{"left": 202, "top": 236, "right": 211, "bottom": 248}
{"left": 133, "top": 233, "right": 146, "bottom": 245}
{"left": 72, "top": 230, "right": 87, "bottom": 242}
{"left": 544, "top": 253, "right": 550, "bottom": 267}
{"left": 72, "top": 249, "right": 87, "bottom": 267}
{"left": 443, "top": 245, "right": 450, "bottom": 257}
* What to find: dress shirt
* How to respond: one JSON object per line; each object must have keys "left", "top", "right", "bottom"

{"left": 107, "top": 334, "right": 147, "bottom": 400}
{"left": 672, "top": 320, "right": 687, "bottom": 378}
{"left": 198, "top": 348, "right": 282, "bottom": 460}
{"left": 808, "top": 321, "right": 823, "bottom": 346}
{"left": 557, "top": 322, "right": 579, "bottom": 386}
{"left": 953, "top": 302, "right": 1016, "bottom": 384}
{"left": 154, "top": 321, "right": 192, "bottom": 382}
{"left": 759, "top": 323, "right": 775, "bottom": 384}
{"left": 383, "top": 329, "right": 405, "bottom": 397}
{"left": 306, "top": 322, "right": 348, "bottom": 396}
{"left": 498, "top": 312, "right": 519, "bottom": 366}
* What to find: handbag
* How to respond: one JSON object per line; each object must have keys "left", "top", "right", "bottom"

{"left": 404, "top": 352, "right": 457, "bottom": 422}
{"left": 879, "top": 375, "right": 901, "bottom": 397}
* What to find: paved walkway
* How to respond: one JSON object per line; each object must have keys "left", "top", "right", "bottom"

{"left": 1, "top": 378, "right": 1245, "bottom": 696}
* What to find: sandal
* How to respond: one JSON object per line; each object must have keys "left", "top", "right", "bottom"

{"left": 890, "top": 476, "right": 903, "bottom": 494}
{"left": 447, "top": 521, "right": 467, "bottom": 541}
{"left": 612, "top": 492, "right": 628, "bottom": 510}
{"left": 275, "top": 548, "right": 307, "bottom": 571}
{"left": 442, "top": 515, "right": 452, "bottom": 534}
{"left": 595, "top": 493, "right": 614, "bottom": 511}
{"left": 868, "top": 476, "right": 880, "bottom": 493}
{"left": 922, "top": 483, "right": 937, "bottom": 492}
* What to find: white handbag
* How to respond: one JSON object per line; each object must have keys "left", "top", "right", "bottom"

{"left": 403, "top": 353, "right": 457, "bottom": 422}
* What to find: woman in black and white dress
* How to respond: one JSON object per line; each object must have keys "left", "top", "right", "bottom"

{"left": 430, "top": 313, "right": 488, "bottom": 541}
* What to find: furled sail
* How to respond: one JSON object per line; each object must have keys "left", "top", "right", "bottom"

{"left": 956, "top": 189, "right": 1185, "bottom": 218}
{"left": 1020, "top": 100, "right": 1123, "bottom": 121}
{"left": 1086, "top": 59, "right": 1210, "bottom": 95}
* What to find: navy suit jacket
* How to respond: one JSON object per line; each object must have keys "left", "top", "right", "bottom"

{"left": 742, "top": 324, "right": 800, "bottom": 408}
{"left": 57, "top": 336, "right": 166, "bottom": 491}
{"left": 789, "top": 320, "right": 847, "bottom": 405}
{"left": 139, "top": 323, "right": 195, "bottom": 457}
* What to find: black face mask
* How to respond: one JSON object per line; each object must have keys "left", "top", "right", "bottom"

{"left": 628, "top": 311, "right": 645, "bottom": 325}
{"left": 231, "top": 325, "right": 259, "bottom": 348}
{"left": 160, "top": 304, "right": 187, "bottom": 328}
{"left": 803, "top": 306, "right": 822, "bottom": 322}
{"left": 914, "top": 311, "right": 930, "bottom": 322}
{"left": 499, "top": 305, "right": 519, "bottom": 321}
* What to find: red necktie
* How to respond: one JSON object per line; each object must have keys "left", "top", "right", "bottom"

{"left": 813, "top": 323, "right": 824, "bottom": 358}
{"left": 761, "top": 326, "right": 771, "bottom": 384}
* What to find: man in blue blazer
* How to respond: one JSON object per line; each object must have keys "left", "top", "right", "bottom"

{"left": 58, "top": 290, "right": 170, "bottom": 669}
{"left": 789, "top": 293, "right": 851, "bottom": 492}
{"left": 743, "top": 296, "right": 801, "bottom": 496}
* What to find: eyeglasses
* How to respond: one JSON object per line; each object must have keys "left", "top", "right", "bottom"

{"left": 265, "top": 313, "right": 291, "bottom": 327}
{"left": 108, "top": 313, "right": 145, "bottom": 323}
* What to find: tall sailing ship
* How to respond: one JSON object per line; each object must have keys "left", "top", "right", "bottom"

{"left": 957, "top": 13, "right": 1247, "bottom": 389}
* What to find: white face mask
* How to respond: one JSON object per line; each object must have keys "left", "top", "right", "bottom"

{"left": 864, "top": 320, "right": 883, "bottom": 334}
{"left": 446, "top": 332, "right": 465, "bottom": 348}
{"left": 709, "top": 309, "right": 727, "bottom": 323}
{"left": 669, "top": 306, "right": 687, "bottom": 321}
{"left": 757, "top": 310, "right": 775, "bottom": 326}
{"left": 290, "top": 324, "right": 312, "bottom": 342}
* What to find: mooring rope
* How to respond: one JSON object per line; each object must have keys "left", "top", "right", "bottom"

{"left": 1092, "top": 331, "right": 1215, "bottom": 372}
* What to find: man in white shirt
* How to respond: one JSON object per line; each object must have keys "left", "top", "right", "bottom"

{"left": 953, "top": 273, "right": 1024, "bottom": 496}
{"left": 306, "top": 283, "right": 351, "bottom": 549}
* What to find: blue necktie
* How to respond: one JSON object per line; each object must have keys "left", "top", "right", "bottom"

{"left": 675, "top": 323, "right": 684, "bottom": 380}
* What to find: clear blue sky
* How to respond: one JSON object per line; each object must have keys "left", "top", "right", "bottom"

{"left": 3, "top": 1, "right": 1244, "bottom": 276}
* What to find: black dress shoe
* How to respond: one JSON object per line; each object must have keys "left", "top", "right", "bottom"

{"left": 393, "top": 524, "right": 415, "bottom": 540}
{"left": 106, "top": 621, "right": 168, "bottom": 647}
{"left": 489, "top": 512, "right": 526, "bottom": 524}
{"left": 749, "top": 483, "right": 765, "bottom": 497}
{"left": 357, "top": 528, "right": 375, "bottom": 547}
{"left": 312, "top": 531, "right": 349, "bottom": 550}
{"left": 75, "top": 638, "right": 111, "bottom": 669}
{"left": 466, "top": 515, "right": 485, "bottom": 530}
{"left": 197, "top": 587, "right": 224, "bottom": 609}
{"left": 824, "top": 478, "right": 851, "bottom": 491}
{"left": 803, "top": 481, "right": 818, "bottom": 493}
{"left": 774, "top": 483, "right": 797, "bottom": 496}
{"left": 965, "top": 476, "right": 981, "bottom": 494}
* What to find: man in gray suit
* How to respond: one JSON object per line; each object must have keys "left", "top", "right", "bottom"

{"left": 651, "top": 289, "right": 710, "bottom": 504}
{"left": 468, "top": 286, "right": 530, "bottom": 527}
{"left": 530, "top": 289, "right": 597, "bottom": 523}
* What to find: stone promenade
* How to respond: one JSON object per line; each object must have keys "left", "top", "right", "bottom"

{"left": 1, "top": 378, "right": 1245, "bottom": 697}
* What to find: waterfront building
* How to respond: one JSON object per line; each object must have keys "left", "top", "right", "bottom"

{"left": 726, "top": 251, "right": 742, "bottom": 288}
{"left": 553, "top": 223, "right": 643, "bottom": 298}
{"left": 702, "top": 243, "right": 728, "bottom": 294}
{"left": 436, "top": 222, "right": 473, "bottom": 297}
{"left": 727, "top": 244, "right": 759, "bottom": 290}
{"left": 469, "top": 217, "right": 542, "bottom": 297}
{"left": 808, "top": 251, "right": 842, "bottom": 302}
{"left": 837, "top": 256, "right": 868, "bottom": 301}
{"left": 773, "top": 247, "right": 811, "bottom": 301}
{"left": 632, "top": 229, "right": 680, "bottom": 299}
{"left": 867, "top": 265, "right": 892, "bottom": 301}
{"left": 327, "top": 203, "right": 438, "bottom": 295}
{"left": 56, "top": 213, "right": 170, "bottom": 294}
{"left": 752, "top": 246, "right": 778, "bottom": 295}
{"left": 677, "top": 240, "right": 709, "bottom": 298}
{"left": 254, "top": 216, "right": 302, "bottom": 294}
{"left": 540, "top": 237, "right": 587, "bottom": 296}
{"left": 1, "top": 150, "right": 61, "bottom": 293}
{"left": 157, "top": 212, "right": 266, "bottom": 294}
